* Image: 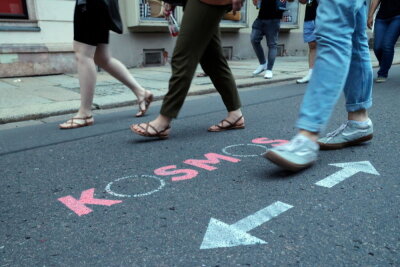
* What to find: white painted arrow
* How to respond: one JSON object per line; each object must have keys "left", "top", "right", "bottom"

{"left": 200, "top": 201, "right": 293, "bottom": 249}
{"left": 315, "top": 161, "right": 380, "bottom": 188}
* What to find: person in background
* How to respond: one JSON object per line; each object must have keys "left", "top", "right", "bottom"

{"left": 368, "top": 0, "right": 400, "bottom": 83}
{"left": 296, "top": 0, "right": 318, "bottom": 84}
{"left": 60, "top": 0, "right": 152, "bottom": 129}
{"left": 264, "top": 0, "right": 374, "bottom": 172}
{"left": 131, "top": 0, "right": 245, "bottom": 139}
{"left": 251, "top": 0, "right": 294, "bottom": 79}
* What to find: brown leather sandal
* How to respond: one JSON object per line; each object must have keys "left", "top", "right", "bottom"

{"left": 208, "top": 116, "right": 245, "bottom": 132}
{"left": 59, "top": 116, "right": 94, "bottom": 129}
{"left": 135, "top": 92, "right": 154, "bottom": 117}
{"left": 130, "top": 122, "right": 170, "bottom": 139}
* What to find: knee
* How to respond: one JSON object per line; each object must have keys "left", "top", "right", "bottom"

{"left": 75, "top": 51, "right": 90, "bottom": 63}
{"left": 94, "top": 54, "right": 110, "bottom": 67}
{"left": 381, "top": 42, "right": 395, "bottom": 53}
{"left": 251, "top": 35, "right": 260, "bottom": 45}
{"left": 308, "top": 41, "right": 317, "bottom": 50}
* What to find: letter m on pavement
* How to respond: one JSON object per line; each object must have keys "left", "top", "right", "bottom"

{"left": 183, "top": 153, "right": 240, "bottom": 171}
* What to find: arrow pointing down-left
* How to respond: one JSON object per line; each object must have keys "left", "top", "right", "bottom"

{"left": 200, "top": 201, "right": 293, "bottom": 249}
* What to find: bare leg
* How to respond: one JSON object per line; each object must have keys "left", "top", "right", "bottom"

{"left": 74, "top": 41, "right": 97, "bottom": 117}
{"left": 308, "top": 41, "right": 317, "bottom": 69}
{"left": 59, "top": 41, "right": 97, "bottom": 128}
{"left": 94, "top": 44, "right": 151, "bottom": 115}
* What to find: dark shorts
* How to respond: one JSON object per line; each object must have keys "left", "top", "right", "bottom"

{"left": 73, "top": 1, "right": 110, "bottom": 46}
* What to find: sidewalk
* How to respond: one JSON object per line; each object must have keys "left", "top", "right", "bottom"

{"left": 1, "top": 48, "right": 399, "bottom": 124}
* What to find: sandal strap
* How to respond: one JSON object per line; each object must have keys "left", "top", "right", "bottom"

{"left": 215, "top": 116, "right": 243, "bottom": 129}
{"left": 137, "top": 123, "right": 170, "bottom": 136}
{"left": 67, "top": 116, "right": 93, "bottom": 125}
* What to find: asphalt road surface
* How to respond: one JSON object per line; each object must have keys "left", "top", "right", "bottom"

{"left": 1, "top": 66, "right": 399, "bottom": 266}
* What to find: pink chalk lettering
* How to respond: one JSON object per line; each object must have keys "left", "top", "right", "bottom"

{"left": 252, "top": 138, "right": 289, "bottom": 147}
{"left": 154, "top": 165, "right": 199, "bottom": 182}
{"left": 58, "top": 188, "right": 123, "bottom": 216}
{"left": 184, "top": 153, "right": 240, "bottom": 171}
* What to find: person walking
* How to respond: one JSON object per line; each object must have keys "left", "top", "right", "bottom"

{"left": 60, "top": 0, "right": 153, "bottom": 129}
{"left": 251, "top": 0, "right": 293, "bottom": 79}
{"left": 131, "top": 0, "right": 245, "bottom": 139}
{"left": 368, "top": 0, "right": 400, "bottom": 83}
{"left": 264, "top": 0, "right": 374, "bottom": 171}
{"left": 296, "top": 0, "right": 318, "bottom": 84}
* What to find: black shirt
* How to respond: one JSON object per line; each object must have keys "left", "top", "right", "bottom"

{"left": 304, "top": 0, "right": 318, "bottom": 22}
{"left": 376, "top": 0, "right": 400, "bottom": 19}
{"left": 258, "top": 0, "right": 284, "bottom": 20}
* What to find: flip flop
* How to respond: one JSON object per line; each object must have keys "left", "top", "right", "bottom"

{"left": 131, "top": 122, "right": 170, "bottom": 139}
{"left": 208, "top": 116, "right": 245, "bottom": 132}
{"left": 59, "top": 116, "right": 94, "bottom": 129}
{"left": 135, "top": 92, "right": 154, "bottom": 117}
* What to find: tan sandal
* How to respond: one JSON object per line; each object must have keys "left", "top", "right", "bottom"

{"left": 208, "top": 116, "right": 245, "bottom": 132}
{"left": 130, "top": 122, "right": 170, "bottom": 139}
{"left": 59, "top": 116, "right": 94, "bottom": 129}
{"left": 135, "top": 92, "right": 154, "bottom": 117}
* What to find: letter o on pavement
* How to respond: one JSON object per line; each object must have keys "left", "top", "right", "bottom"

{"left": 105, "top": 175, "right": 165, "bottom": 198}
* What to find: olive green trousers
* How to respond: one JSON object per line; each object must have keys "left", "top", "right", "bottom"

{"left": 160, "top": 0, "right": 242, "bottom": 118}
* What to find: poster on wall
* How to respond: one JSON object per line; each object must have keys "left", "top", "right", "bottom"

{"left": 0, "top": 0, "right": 27, "bottom": 18}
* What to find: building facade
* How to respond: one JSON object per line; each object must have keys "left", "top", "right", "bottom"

{"left": 0, "top": 0, "right": 310, "bottom": 78}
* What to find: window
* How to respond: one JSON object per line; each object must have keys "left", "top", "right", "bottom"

{"left": 0, "top": 0, "right": 28, "bottom": 19}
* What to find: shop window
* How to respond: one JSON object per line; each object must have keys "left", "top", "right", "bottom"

{"left": 281, "top": 2, "right": 299, "bottom": 29}
{"left": 221, "top": 8, "right": 248, "bottom": 28}
{"left": 140, "top": 0, "right": 174, "bottom": 20}
{"left": 0, "top": 0, "right": 28, "bottom": 19}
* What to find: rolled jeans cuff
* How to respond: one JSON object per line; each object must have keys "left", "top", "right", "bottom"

{"left": 346, "top": 99, "right": 372, "bottom": 112}
{"left": 295, "top": 119, "right": 323, "bottom": 133}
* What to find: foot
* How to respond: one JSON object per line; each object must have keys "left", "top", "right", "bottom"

{"left": 317, "top": 119, "right": 373, "bottom": 150}
{"left": 131, "top": 122, "right": 170, "bottom": 139}
{"left": 135, "top": 90, "right": 154, "bottom": 117}
{"left": 131, "top": 116, "right": 171, "bottom": 139}
{"left": 208, "top": 115, "right": 245, "bottom": 132}
{"left": 296, "top": 70, "right": 312, "bottom": 84}
{"left": 264, "top": 70, "right": 273, "bottom": 79}
{"left": 59, "top": 115, "right": 94, "bottom": 129}
{"left": 253, "top": 64, "right": 267, "bottom": 76}
{"left": 375, "top": 76, "right": 387, "bottom": 83}
{"left": 263, "top": 133, "right": 319, "bottom": 172}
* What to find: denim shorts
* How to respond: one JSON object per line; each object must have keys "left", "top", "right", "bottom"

{"left": 303, "top": 20, "right": 316, "bottom": 43}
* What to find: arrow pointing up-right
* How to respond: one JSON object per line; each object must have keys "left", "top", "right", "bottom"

{"left": 315, "top": 161, "right": 380, "bottom": 188}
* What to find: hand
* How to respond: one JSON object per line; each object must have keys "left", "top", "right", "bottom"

{"left": 367, "top": 16, "right": 374, "bottom": 29}
{"left": 163, "top": 3, "right": 176, "bottom": 17}
{"left": 298, "top": 0, "right": 307, "bottom": 4}
{"left": 253, "top": 0, "right": 258, "bottom": 6}
{"left": 232, "top": 0, "right": 243, "bottom": 15}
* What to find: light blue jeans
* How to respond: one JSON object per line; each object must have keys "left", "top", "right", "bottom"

{"left": 296, "top": 0, "right": 373, "bottom": 133}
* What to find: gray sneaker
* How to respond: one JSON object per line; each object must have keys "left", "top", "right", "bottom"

{"left": 263, "top": 134, "right": 319, "bottom": 172}
{"left": 318, "top": 119, "right": 373, "bottom": 150}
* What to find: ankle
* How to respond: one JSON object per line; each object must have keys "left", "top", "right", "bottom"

{"left": 299, "top": 130, "right": 319, "bottom": 142}
{"left": 228, "top": 109, "right": 242, "bottom": 119}
{"left": 155, "top": 114, "right": 172, "bottom": 127}
{"left": 77, "top": 110, "right": 92, "bottom": 118}
{"left": 348, "top": 109, "right": 368, "bottom": 122}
